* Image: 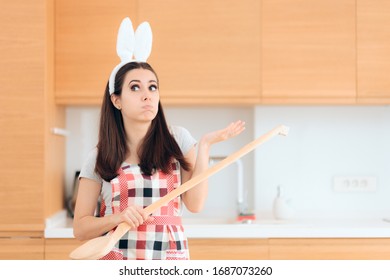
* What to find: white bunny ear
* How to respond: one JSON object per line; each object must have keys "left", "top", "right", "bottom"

{"left": 116, "top": 17, "right": 135, "bottom": 61}
{"left": 134, "top": 22, "right": 153, "bottom": 62}
{"left": 109, "top": 18, "right": 153, "bottom": 95}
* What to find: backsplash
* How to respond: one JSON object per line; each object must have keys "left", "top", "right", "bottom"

{"left": 65, "top": 105, "right": 390, "bottom": 221}
{"left": 254, "top": 106, "right": 390, "bottom": 220}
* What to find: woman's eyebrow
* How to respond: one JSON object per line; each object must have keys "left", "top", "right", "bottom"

{"left": 128, "top": 80, "right": 157, "bottom": 84}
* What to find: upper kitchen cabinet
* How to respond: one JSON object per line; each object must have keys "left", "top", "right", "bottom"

{"left": 357, "top": 0, "right": 390, "bottom": 104}
{"left": 138, "top": 0, "right": 261, "bottom": 105}
{"left": 55, "top": 0, "right": 138, "bottom": 105}
{"left": 0, "top": 0, "right": 65, "bottom": 237}
{"left": 261, "top": 0, "right": 356, "bottom": 104}
{"left": 55, "top": 0, "right": 261, "bottom": 105}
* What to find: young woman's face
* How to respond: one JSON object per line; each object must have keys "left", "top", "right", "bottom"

{"left": 112, "top": 68, "right": 160, "bottom": 123}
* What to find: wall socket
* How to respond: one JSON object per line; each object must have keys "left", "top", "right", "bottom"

{"left": 333, "top": 176, "right": 377, "bottom": 192}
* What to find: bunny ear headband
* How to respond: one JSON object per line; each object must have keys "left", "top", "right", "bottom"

{"left": 108, "top": 17, "right": 153, "bottom": 95}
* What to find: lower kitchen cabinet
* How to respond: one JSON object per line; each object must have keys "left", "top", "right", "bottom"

{"left": 43, "top": 238, "right": 390, "bottom": 260}
{"left": 269, "top": 238, "right": 390, "bottom": 260}
{"left": 0, "top": 232, "right": 44, "bottom": 260}
{"left": 189, "top": 238, "right": 390, "bottom": 260}
{"left": 44, "top": 239, "right": 86, "bottom": 260}
{"left": 188, "top": 238, "right": 268, "bottom": 260}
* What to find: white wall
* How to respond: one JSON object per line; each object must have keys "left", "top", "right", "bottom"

{"left": 254, "top": 106, "right": 390, "bottom": 220}
{"left": 65, "top": 106, "right": 100, "bottom": 198}
{"left": 65, "top": 106, "right": 255, "bottom": 221}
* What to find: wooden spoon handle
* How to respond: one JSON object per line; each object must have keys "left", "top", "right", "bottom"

{"left": 109, "top": 125, "right": 289, "bottom": 240}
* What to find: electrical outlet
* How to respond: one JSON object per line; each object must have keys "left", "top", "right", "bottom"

{"left": 333, "top": 176, "right": 377, "bottom": 192}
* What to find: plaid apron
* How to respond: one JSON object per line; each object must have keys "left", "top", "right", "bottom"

{"left": 99, "top": 161, "right": 189, "bottom": 260}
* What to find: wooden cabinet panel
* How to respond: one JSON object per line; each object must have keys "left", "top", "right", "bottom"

{"left": 262, "top": 0, "right": 356, "bottom": 104}
{"left": 55, "top": 0, "right": 137, "bottom": 105}
{"left": 0, "top": 0, "right": 65, "bottom": 231}
{"left": 45, "top": 239, "right": 85, "bottom": 260}
{"left": 44, "top": 237, "right": 390, "bottom": 260}
{"left": 357, "top": 0, "right": 390, "bottom": 103}
{"left": 138, "top": 0, "right": 261, "bottom": 105}
{"left": 0, "top": 0, "right": 45, "bottom": 229}
{"left": 0, "top": 239, "right": 44, "bottom": 260}
{"left": 188, "top": 238, "right": 268, "bottom": 260}
{"left": 0, "top": 232, "right": 44, "bottom": 260}
{"left": 269, "top": 238, "right": 390, "bottom": 260}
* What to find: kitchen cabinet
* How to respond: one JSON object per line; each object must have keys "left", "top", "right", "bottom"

{"left": 188, "top": 238, "right": 268, "bottom": 260}
{"left": 137, "top": 0, "right": 261, "bottom": 105}
{"left": 190, "top": 238, "right": 390, "bottom": 260}
{"left": 0, "top": 0, "right": 65, "bottom": 259}
{"left": 0, "top": 232, "right": 44, "bottom": 260}
{"left": 45, "top": 239, "right": 85, "bottom": 260}
{"left": 54, "top": 0, "right": 390, "bottom": 106}
{"left": 261, "top": 0, "right": 356, "bottom": 104}
{"left": 44, "top": 237, "right": 390, "bottom": 260}
{"left": 269, "top": 238, "right": 390, "bottom": 259}
{"left": 55, "top": 0, "right": 138, "bottom": 105}
{"left": 357, "top": 0, "right": 390, "bottom": 103}
{"left": 54, "top": 0, "right": 261, "bottom": 105}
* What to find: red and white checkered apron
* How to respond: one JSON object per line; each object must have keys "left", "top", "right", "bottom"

{"left": 99, "top": 161, "right": 189, "bottom": 260}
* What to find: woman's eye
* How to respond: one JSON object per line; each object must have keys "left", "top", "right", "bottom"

{"left": 149, "top": 85, "right": 158, "bottom": 91}
{"left": 130, "top": 85, "right": 140, "bottom": 91}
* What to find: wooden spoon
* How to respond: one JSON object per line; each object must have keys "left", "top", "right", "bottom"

{"left": 69, "top": 124, "right": 289, "bottom": 259}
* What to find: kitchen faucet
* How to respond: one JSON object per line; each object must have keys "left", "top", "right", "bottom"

{"left": 209, "top": 156, "right": 254, "bottom": 223}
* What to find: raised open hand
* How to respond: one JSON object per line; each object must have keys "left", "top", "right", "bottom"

{"left": 201, "top": 120, "right": 245, "bottom": 147}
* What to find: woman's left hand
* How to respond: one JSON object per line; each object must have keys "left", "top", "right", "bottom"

{"left": 200, "top": 120, "right": 245, "bottom": 147}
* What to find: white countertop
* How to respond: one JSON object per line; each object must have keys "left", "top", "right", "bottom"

{"left": 44, "top": 211, "right": 390, "bottom": 239}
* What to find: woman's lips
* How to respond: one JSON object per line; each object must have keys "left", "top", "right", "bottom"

{"left": 142, "top": 105, "right": 154, "bottom": 110}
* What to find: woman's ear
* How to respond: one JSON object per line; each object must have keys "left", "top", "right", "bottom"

{"left": 110, "top": 94, "right": 122, "bottom": 110}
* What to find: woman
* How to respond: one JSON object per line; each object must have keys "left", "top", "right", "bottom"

{"left": 73, "top": 61, "right": 245, "bottom": 260}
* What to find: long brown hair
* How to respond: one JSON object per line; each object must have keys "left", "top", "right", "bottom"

{"left": 95, "top": 62, "right": 191, "bottom": 181}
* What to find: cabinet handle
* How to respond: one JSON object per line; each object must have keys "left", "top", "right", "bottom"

{"left": 51, "top": 127, "right": 69, "bottom": 137}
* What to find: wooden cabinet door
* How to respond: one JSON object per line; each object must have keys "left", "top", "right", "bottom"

{"left": 138, "top": 0, "right": 261, "bottom": 105}
{"left": 188, "top": 238, "right": 268, "bottom": 260}
{"left": 0, "top": 0, "right": 46, "bottom": 230}
{"left": 269, "top": 238, "right": 390, "bottom": 260}
{"left": 0, "top": 232, "right": 44, "bottom": 260}
{"left": 357, "top": 0, "right": 390, "bottom": 103}
{"left": 262, "top": 0, "right": 356, "bottom": 104}
{"left": 45, "top": 239, "right": 86, "bottom": 260}
{"left": 0, "top": 0, "right": 65, "bottom": 231}
{"left": 55, "top": 0, "right": 137, "bottom": 105}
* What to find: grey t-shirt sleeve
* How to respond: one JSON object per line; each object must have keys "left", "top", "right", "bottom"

{"left": 79, "top": 148, "right": 102, "bottom": 184}
{"left": 170, "top": 125, "right": 197, "bottom": 155}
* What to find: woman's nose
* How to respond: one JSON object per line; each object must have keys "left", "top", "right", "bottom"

{"left": 142, "top": 92, "right": 152, "bottom": 101}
